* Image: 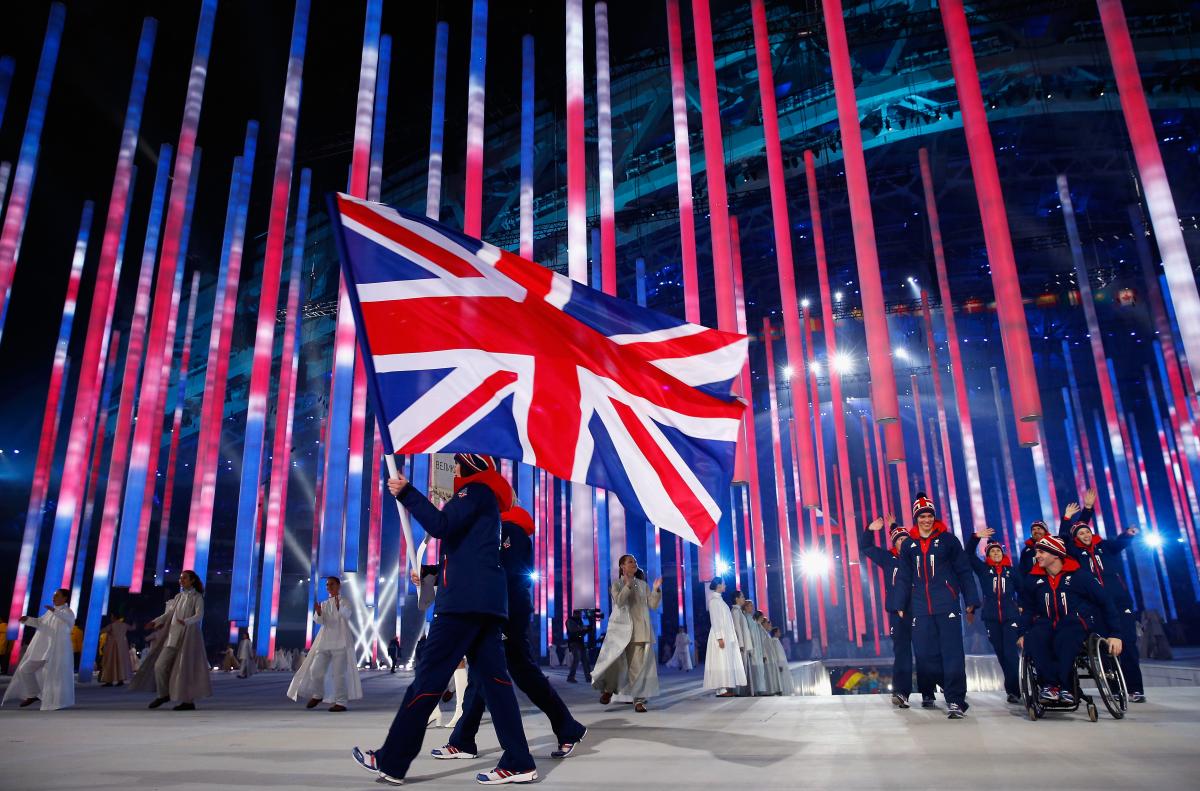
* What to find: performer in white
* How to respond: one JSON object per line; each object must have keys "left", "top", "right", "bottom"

{"left": 769, "top": 626, "right": 795, "bottom": 696}
{"left": 730, "top": 591, "right": 755, "bottom": 696}
{"left": 236, "top": 627, "right": 256, "bottom": 678}
{"left": 593, "top": 554, "right": 663, "bottom": 713}
{"left": 134, "top": 570, "right": 211, "bottom": 711}
{"left": 703, "top": 579, "right": 746, "bottom": 697}
{"left": 2, "top": 588, "right": 75, "bottom": 710}
{"left": 667, "top": 626, "right": 694, "bottom": 671}
{"left": 288, "top": 577, "right": 362, "bottom": 712}
{"left": 740, "top": 600, "right": 769, "bottom": 694}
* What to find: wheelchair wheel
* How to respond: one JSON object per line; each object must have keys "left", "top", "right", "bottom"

{"left": 1027, "top": 704, "right": 1039, "bottom": 721}
{"left": 1019, "top": 651, "right": 1043, "bottom": 720}
{"left": 1088, "top": 635, "right": 1127, "bottom": 720}
{"left": 1086, "top": 702, "right": 1098, "bottom": 722}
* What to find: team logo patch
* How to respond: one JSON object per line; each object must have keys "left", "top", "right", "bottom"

{"left": 457, "top": 490, "right": 468, "bottom": 498}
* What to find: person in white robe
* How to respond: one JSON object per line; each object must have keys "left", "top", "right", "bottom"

{"left": 730, "top": 591, "right": 755, "bottom": 696}
{"left": 703, "top": 579, "right": 746, "bottom": 696}
{"left": 129, "top": 645, "right": 141, "bottom": 673}
{"left": 739, "top": 599, "right": 768, "bottom": 694}
{"left": 287, "top": 577, "right": 362, "bottom": 711}
{"left": 769, "top": 627, "right": 795, "bottom": 696}
{"left": 757, "top": 615, "right": 781, "bottom": 695}
{"left": 667, "top": 627, "right": 693, "bottom": 671}
{"left": 593, "top": 554, "right": 663, "bottom": 712}
{"left": 236, "top": 628, "right": 256, "bottom": 678}
{"left": 100, "top": 615, "right": 133, "bottom": 686}
{"left": 2, "top": 588, "right": 75, "bottom": 710}
{"left": 132, "top": 570, "right": 212, "bottom": 710}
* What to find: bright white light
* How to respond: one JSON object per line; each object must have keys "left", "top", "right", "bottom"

{"left": 529, "top": 571, "right": 540, "bottom": 581}
{"left": 798, "top": 551, "right": 831, "bottom": 578}
{"left": 800, "top": 298, "right": 811, "bottom": 308}
{"left": 834, "top": 290, "right": 844, "bottom": 301}
{"left": 832, "top": 353, "right": 853, "bottom": 375}
{"left": 782, "top": 365, "right": 794, "bottom": 379}
{"left": 809, "top": 360, "right": 822, "bottom": 375}
{"left": 894, "top": 347, "right": 909, "bottom": 361}
{"left": 1145, "top": 532, "right": 1164, "bottom": 549}
{"left": 716, "top": 559, "right": 731, "bottom": 576}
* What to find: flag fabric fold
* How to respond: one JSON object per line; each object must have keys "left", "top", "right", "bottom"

{"left": 329, "top": 193, "right": 746, "bottom": 545}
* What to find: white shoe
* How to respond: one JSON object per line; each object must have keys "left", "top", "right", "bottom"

{"left": 476, "top": 768, "right": 538, "bottom": 785}
{"left": 432, "top": 744, "right": 478, "bottom": 760}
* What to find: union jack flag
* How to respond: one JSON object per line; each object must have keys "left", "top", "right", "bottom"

{"left": 330, "top": 194, "right": 747, "bottom": 545}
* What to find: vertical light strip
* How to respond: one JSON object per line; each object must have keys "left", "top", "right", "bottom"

{"left": 990, "top": 367, "right": 1024, "bottom": 534}
{"left": 664, "top": 0, "right": 699, "bottom": 323}
{"left": 595, "top": 2, "right": 617, "bottom": 295}
{"left": 1123, "top": 410, "right": 1176, "bottom": 618}
{"left": 463, "top": 0, "right": 487, "bottom": 238}
{"left": 1062, "top": 390, "right": 1088, "bottom": 493}
{"left": 789, "top": 419, "right": 813, "bottom": 639}
{"left": 764, "top": 318, "right": 796, "bottom": 634}
{"left": 114, "top": 1, "right": 214, "bottom": 587}
{"left": 939, "top": 0, "right": 1042, "bottom": 427}
{"left": 921, "top": 294, "right": 964, "bottom": 533}
{"left": 803, "top": 280, "right": 836, "bottom": 604}
{"left": 153, "top": 272, "right": 200, "bottom": 587}
{"left": 0, "top": 162, "right": 12, "bottom": 223}
{"left": 368, "top": 35, "right": 391, "bottom": 202}
{"left": 0, "top": 3, "right": 65, "bottom": 339}
{"left": 819, "top": 0, "right": 902, "bottom": 445}
{"left": 39, "top": 13, "right": 154, "bottom": 602}
{"left": 126, "top": 150, "right": 201, "bottom": 593}
{"left": 257, "top": 168, "right": 311, "bottom": 651}
{"left": 1145, "top": 367, "right": 1200, "bottom": 594}
{"left": 805, "top": 151, "right": 864, "bottom": 633}
{"left": 928, "top": 418, "right": 952, "bottom": 524}
{"left": 520, "top": 34, "right": 535, "bottom": 260}
{"left": 185, "top": 125, "right": 258, "bottom": 576}
{"left": 425, "top": 21, "right": 449, "bottom": 220}
{"left": 731, "top": 218, "right": 765, "bottom": 606}
{"left": 911, "top": 375, "right": 933, "bottom": 494}
{"left": 1097, "top": 0, "right": 1200, "bottom": 392}
{"left": 1034, "top": 422, "right": 1059, "bottom": 518}
{"left": 857, "top": 476, "right": 881, "bottom": 654}
{"left": 5, "top": 200, "right": 91, "bottom": 659}
{"left": 344, "top": 355, "right": 369, "bottom": 574}
{"left": 72, "top": 331, "right": 123, "bottom": 613}
{"left": 229, "top": 0, "right": 310, "bottom": 620}
{"left": 307, "top": 417, "right": 330, "bottom": 649}
{"left": 0, "top": 55, "right": 13, "bottom": 129}
{"left": 564, "top": 0, "right": 595, "bottom": 609}
{"left": 634, "top": 258, "right": 664, "bottom": 634}
{"left": 751, "top": 0, "right": 817, "bottom": 507}
{"left": 1155, "top": 342, "right": 1200, "bottom": 575}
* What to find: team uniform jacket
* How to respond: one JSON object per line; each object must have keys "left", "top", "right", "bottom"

{"left": 888, "top": 522, "right": 981, "bottom": 615}
{"left": 1057, "top": 507, "right": 1135, "bottom": 613}
{"left": 965, "top": 535, "right": 1022, "bottom": 622}
{"left": 1017, "top": 556, "right": 1122, "bottom": 636}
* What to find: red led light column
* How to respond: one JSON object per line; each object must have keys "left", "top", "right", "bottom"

{"left": 991, "top": 367, "right": 1024, "bottom": 532}
{"left": 911, "top": 375, "right": 933, "bottom": 494}
{"left": 938, "top": 0, "right": 1042, "bottom": 431}
{"left": 731, "top": 218, "right": 765, "bottom": 608}
{"left": 820, "top": 0, "right": 903, "bottom": 457}
{"left": 751, "top": 0, "right": 817, "bottom": 507}
{"left": 764, "top": 318, "right": 796, "bottom": 633}
{"left": 664, "top": 0, "right": 699, "bottom": 324}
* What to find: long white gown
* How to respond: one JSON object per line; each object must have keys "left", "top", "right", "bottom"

{"left": 667, "top": 632, "right": 693, "bottom": 671}
{"left": 703, "top": 592, "right": 747, "bottom": 691}
{"left": 287, "top": 595, "right": 362, "bottom": 704}
{"left": 770, "top": 636, "right": 795, "bottom": 696}
{"left": 2, "top": 605, "right": 76, "bottom": 711}
{"left": 758, "top": 623, "right": 782, "bottom": 694}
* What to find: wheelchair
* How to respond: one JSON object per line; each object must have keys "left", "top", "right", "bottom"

{"left": 1019, "top": 633, "right": 1128, "bottom": 722}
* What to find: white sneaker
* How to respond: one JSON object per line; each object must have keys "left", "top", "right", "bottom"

{"left": 432, "top": 744, "right": 478, "bottom": 760}
{"left": 351, "top": 747, "right": 405, "bottom": 785}
{"left": 476, "top": 768, "right": 538, "bottom": 785}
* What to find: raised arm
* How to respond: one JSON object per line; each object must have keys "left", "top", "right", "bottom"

{"left": 397, "top": 481, "right": 484, "bottom": 542}
{"left": 647, "top": 579, "right": 663, "bottom": 610}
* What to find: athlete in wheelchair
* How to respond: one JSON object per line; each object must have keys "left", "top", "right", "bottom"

{"left": 1017, "top": 536, "right": 1128, "bottom": 721}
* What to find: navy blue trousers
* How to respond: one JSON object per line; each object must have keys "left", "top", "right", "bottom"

{"left": 449, "top": 611, "right": 585, "bottom": 753}
{"left": 1115, "top": 611, "right": 1144, "bottom": 694}
{"left": 889, "top": 612, "right": 938, "bottom": 699}
{"left": 1024, "top": 619, "right": 1087, "bottom": 690}
{"left": 376, "top": 613, "right": 533, "bottom": 779}
{"left": 912, "top": 611, "right": 967, "bottom": 707}
{"left": 984, "top": 618, "right": 1021, "bottom": 696}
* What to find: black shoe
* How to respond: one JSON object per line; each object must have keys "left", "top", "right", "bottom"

{"left": 1006, "top": 693, "right": 1021, "bottom": 704}
{"left": 19, "top": 697, "right": 39, "bottom": 708}
{"left": 891, "top": 694, "right": 910, "bottom": 709}
{"left": 173, "top": 702, "right": 196, "bottom": 711}
{"left": 102, "top": 682, "right": 114, "bottom": 687}
{"left": 305, "top": 697, "right": 322, "bottom": 709}
{"left": 566, "top": 676, "right": 578, "bottom": 683}
{"left": 947, "top": 703, "right": 965, "bottom": 719}
{"left": 116, "top": 681, "right": 124, "bottom": 687}
{"left": 921, "top": 697, "right": 937, "bottom": 709}
{"left": 1130, "top": 692, "right": 1146, "bottom": 703}
{"left": 148, "top": 696, "right": 170, "bottom": 709}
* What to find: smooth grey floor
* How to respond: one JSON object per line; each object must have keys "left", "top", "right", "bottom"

{"left": 2, "top": 665, "right": 1198, "bottom": 789}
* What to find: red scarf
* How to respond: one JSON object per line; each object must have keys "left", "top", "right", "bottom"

{"left": 986, "top": 553, "right": 1012, "bottom": 571}
{"left": 501, "top": 505, "right": 535, "bottom": 536}
{"left": 453, "top": 470, "right": 514, "bottom": 511}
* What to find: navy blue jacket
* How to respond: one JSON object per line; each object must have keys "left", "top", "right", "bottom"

{"left": 1018, "top": 556, "right": 1122, "bottom": 636}
{"left": 397, "top": 470, "right": 513, "bottom": 619}
{"left": 965, "top": 535, "right": 1021, "bottom": 622}
{"left": 1057, "top": 507, "right": 1135, "bottom": 612}
{"left": 859, "top": 528, "right": 905, "bottom": 610}
{"left": 888, "top": 523, "right": 981, "bottom": 616}
{"left": 500, "top": 509, "right": 535, "bottom": 622}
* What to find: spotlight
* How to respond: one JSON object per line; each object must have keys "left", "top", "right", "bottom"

{"left": 716, "top": 559, "right": 731, "bottom": 576}
{"left": 832, "top": 353, "right": 853, "bottom": 375}
{"left": 834, "top": 290, "right": 844, "bottom": 301}
{"left": 801, "top": 298, "right": 811, "bottom": 308}
{"left": 528, "top": 571, "right": 540, "bottom": 581}
{"left": 894, "top": 347, "right": 909, "bottom": 361}
{"left": 797, "top": 550, "right": 831, "bottom": 578}
{"left": 1145, "top": 532, "right": 1164, "bottom": 549}
{"left": 782, "top": 365, "right": 794, "bottom": 379}
{"left": 809, "top": 361, "right": 822, "bottom": 375}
